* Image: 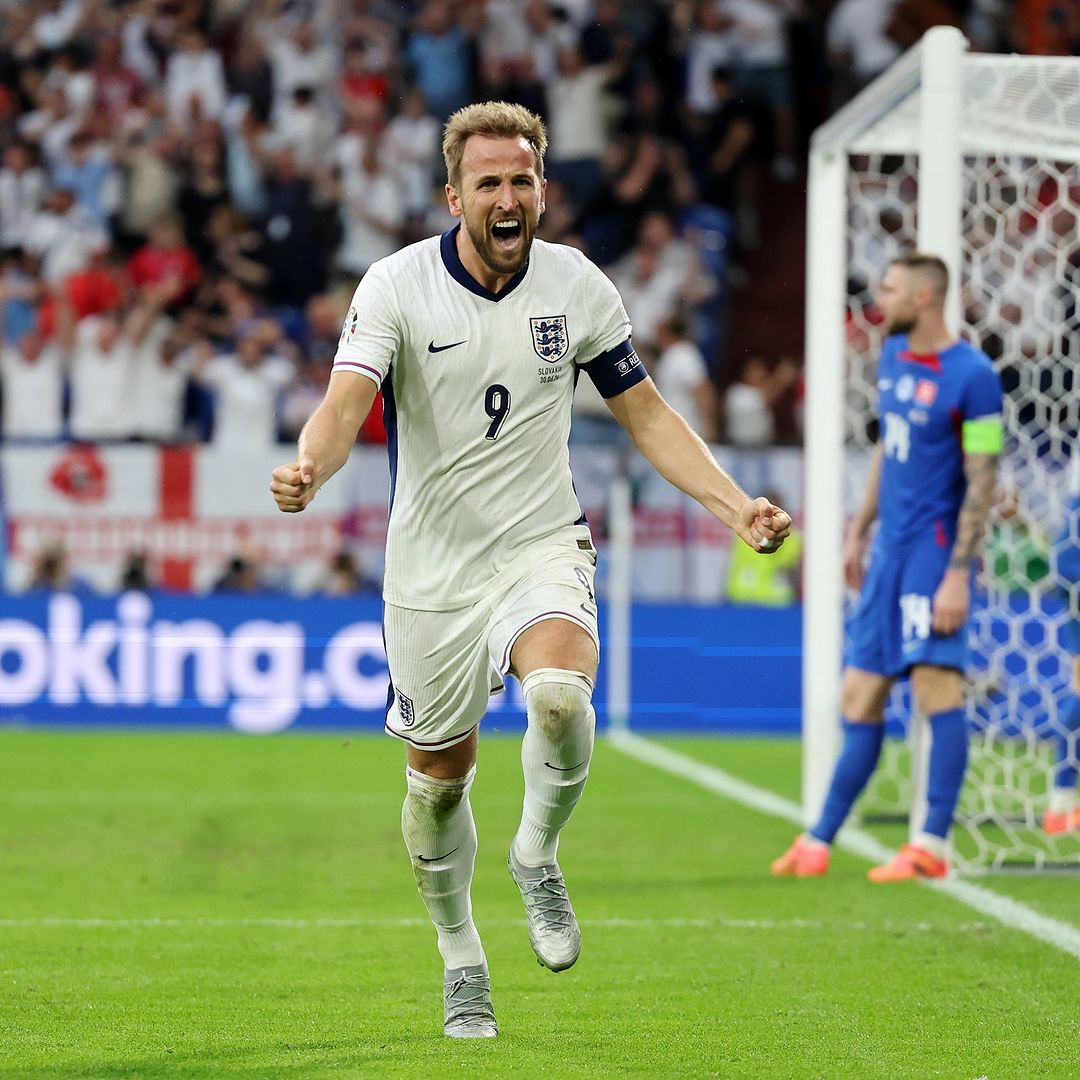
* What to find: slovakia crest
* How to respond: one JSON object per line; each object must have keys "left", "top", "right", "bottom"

{"left": 530, "top": 315, "right": 569, "bottom": 363}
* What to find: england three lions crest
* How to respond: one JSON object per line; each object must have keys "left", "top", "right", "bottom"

{"left": 530, "top": 315, "right": 569, "bottom": 363}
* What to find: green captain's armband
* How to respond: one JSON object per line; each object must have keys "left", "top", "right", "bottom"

{"left": 962, "top": 417, "right": 1004, "bottom": 455}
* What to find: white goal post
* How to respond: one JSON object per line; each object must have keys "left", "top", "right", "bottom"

{"left": 804, "top": 27, "right": 1080, "bottom": 869}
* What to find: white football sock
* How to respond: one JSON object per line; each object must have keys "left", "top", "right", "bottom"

{"left": 401, "top": 765, "right": 484, "bottom": 969}
{"left": 914, "top": 831, "right": 948, "bottom": 859}
{"left": 1049, "top": 787, "right": 1078, "bottom": 814}
{"left": 513, "top": 668, "right": 595, "bottom": 867}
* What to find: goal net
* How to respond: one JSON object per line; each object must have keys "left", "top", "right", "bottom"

{"left": 804, "top": 28, "right": 1080, "bottom": 871}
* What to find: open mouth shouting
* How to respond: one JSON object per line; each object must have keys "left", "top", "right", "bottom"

{"left": 490, "top": 217, "right": 524, "bottom": 254}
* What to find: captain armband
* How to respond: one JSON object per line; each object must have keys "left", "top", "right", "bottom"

{"left": 961, "top": 416, "right": 1004, "bottom": 455}
{"left": 581, "top": 337, "right": 649, "bottom": 399}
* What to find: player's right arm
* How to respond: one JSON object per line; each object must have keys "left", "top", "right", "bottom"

{"left": 270, "top": 372, "right": 378, "bottom": 513}
{"left": 844, "top": 441, "right": 882, "bottom": 589}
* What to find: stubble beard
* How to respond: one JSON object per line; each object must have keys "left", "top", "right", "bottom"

{"left": 887, "top": 314, "right": 917, "bottom": 336}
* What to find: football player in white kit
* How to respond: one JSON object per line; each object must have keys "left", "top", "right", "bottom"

{"left": 271, "top": 102, "right": 792, "bottom": 1038}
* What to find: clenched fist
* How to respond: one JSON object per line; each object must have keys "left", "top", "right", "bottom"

{"left": 737, "top": 496, "right": 792, "bottom": 554}
{"left": 270, "top": 458, "right": 317, "bottom": 513}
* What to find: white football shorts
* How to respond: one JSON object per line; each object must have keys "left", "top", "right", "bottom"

{"left": 383, "top": 533, "right": 599, "bottom": 751}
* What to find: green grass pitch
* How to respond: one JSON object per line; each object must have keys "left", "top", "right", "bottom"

{"left": 2, "top": 731, "right": 1078, "bottom": 1079}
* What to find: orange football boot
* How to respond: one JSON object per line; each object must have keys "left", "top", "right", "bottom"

{"left": 1043, "top": 807, "right": 1080, "bottom": 835}
{"left": 867, "top": 843, "right": 948, "bottom": 882}
{"left": 771, "top": 835, "right": 830, "bottom": 877}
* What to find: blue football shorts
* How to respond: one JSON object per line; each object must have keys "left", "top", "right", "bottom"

{"left": 1054, "top": 508, "right": 1080, "bottom": 656}
{"left": 846, "top": 537, "right": 967, "bottom": 677}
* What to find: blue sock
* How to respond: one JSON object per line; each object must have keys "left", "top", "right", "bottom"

{"left": 924, "top": 708, "right": 968, "bottom": 839}
{"left": 1055, "top": 692, "right": 1080, "bottom": 791}
{"left": 810, "top": 720, "right": 885, "bottom": 844}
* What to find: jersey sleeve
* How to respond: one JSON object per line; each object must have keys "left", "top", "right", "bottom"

{"left": 333, "top": 264, "right": 400, "bottom": 388}
{"left": 961, "top": 359, "right": 1005, "bottom": 454}
{"left": 575, "top": 260, "right": 647, "bottom": 399}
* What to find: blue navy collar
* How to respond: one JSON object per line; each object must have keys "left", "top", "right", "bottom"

{"left": 440, "top": 223, "right": 530, "bottom": 303}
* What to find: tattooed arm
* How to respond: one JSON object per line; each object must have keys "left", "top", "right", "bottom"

{"left": 932, "top": 451, "right": 999, "bottom": 634}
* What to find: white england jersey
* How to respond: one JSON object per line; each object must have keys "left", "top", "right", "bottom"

{"left": 333, "top": 225, "right": 645, "bottom": 610}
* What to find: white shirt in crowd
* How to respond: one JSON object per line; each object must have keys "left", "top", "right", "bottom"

{"left": 655, "top": 339, "right": 711, "bottom": 440}
{"left": 68, "top": 318, "right": 136, "bottom": 441}
{"left": 130, "top": 320, "right": 190, "bottom": 442}
{"left": 23, "top": 204, "right": 109, "bottom": 283}
{"left": 724, "top": 381, "right": 775, "bottom": 447}
{"left": 0, "top": 165, "right": 47, "bottom": 249}
{"left": 333, "top": 229, "right": 636, "bottom": 610}
{"left": 33, "top": 0, "right": 82, "bottom": 51}
{"left": 549, "top": 66, "right": 609, "bottom": 162}
{"left": 165, "top": 46, "right": 227, "bottom": 130}
{"left": 383, "top": 111, "right": 441, "bottom": 217}
{"left": 0, "top": 341, "right": 65, "bottom": 440}
{"left": 826, "top": 0, "right": 901, "bottom": 82}
{"left": 726, "top": 0, "right": 791, "bottom": 67}
{"left": 337, "top": 164, "right": 406, "bottom": 277}
{"left": 198, "top": 352, "right": 293, "bottom": 447}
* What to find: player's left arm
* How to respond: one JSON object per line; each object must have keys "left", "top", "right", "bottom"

{"left": 605, "top": 378, "right": 791, "bottom": 553}
{"left": 933, "top": 414, "right": 1003, "bottom": 634}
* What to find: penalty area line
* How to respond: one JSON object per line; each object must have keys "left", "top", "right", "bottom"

{"left": 608, "top": 730, "right": 1080, "bottom": 963}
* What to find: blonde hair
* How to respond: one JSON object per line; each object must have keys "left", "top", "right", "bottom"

{"left": 442, "top": 101, "right": 548, "bottom": 190}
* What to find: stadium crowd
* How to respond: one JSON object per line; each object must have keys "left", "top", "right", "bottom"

{"left": 2, "top": 0, "right": 1070, "bottom": 451}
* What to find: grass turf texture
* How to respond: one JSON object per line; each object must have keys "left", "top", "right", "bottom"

{"left": 1, "top": 732, "right": 1077, "bottom": 1079}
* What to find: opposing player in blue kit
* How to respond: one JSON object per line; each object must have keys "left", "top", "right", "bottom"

{"left": 271, "top": 102, "right": 792, "bottom": 1038}
{"left": 1048, "top": 446, "right": 1080, "bottom": 835}
{"left": 773, "top": 253, "right": 1003, "bottom": 881}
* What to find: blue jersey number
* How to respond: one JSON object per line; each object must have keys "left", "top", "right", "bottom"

{"left": 484, "top": 384, "right": 511, "bottom": 440}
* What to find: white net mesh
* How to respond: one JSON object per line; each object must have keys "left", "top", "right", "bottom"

{"left": 842, "top": 109, "right": 1080, "bottom": 868}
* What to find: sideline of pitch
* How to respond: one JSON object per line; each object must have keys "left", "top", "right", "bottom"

{"left": 608, "top": 729, "right": 1080, "bottom": 963}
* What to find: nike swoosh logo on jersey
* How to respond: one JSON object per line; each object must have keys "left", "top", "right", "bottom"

{"left": 428, "top": 339, "right": 467, "bottom": 353}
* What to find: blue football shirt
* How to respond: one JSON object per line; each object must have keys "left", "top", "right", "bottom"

{"left": 876, "top": 335, "right": 1003, "bottom": 548}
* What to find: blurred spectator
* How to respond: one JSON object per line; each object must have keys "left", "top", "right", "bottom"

{"left": 725, "top": 0, "right": 800, "bottom": 178}
{"left": 320, "top": 549, "right": 381, "bottom": 595}
{"left": 19, "top": 85, "right": 79, "bottom": 173}
{"left": 23, "top": 188, "right": 110, "bottom": 284}
{"left": 119, "top": 550, "right": 153, "bottom": 592}
{"left": 27, "top": 541, "right": 80, "bottom": 592}
{"left": 128, "top": 216, "right": 202, "bottom": 305}
{"left": 51, "top": 129, "right": 121, "bottom": 228}
{"left": 66, "top": 282, "right": 179, "bottom": 443}
{"left": 406, "top": 1, "right": 474, "bottom": 121}
{"left": 165, "top": 30, "right": 228, "bottom": 133}
{"left": 336, "top": 142, "right": 406, "bottom": 279}
{"left": 0, "top": 252, "right": 41, "bottom": 345}
{"left": 271, "top": 85, "right": 336, "bottom": 167}
{"left": 31, "top": 0, "right": 86, "bottom": 53}
{"left": 213, "top": 553, "right": 261, "bottom": 593}
{"left": 131, "top": 328, "right": 193, "bottom": 443}
{"left": 653, "top": 314, "right": 717, "bottom": 442}
{"left": 986, "top": 488, "right": 1051, "bottom": 593}
{"left": 262, "top": 19, "right": 339, "bottom": 118}
{"left": 546, "top": 42, "right": 627, "bottom": 215}
{"left": 261, "top": 148, "right": 329, "bottom": 304}
{"left": 226, "top": 34, "right": 274, "bottom": 124}
{"left": 0, "top": 142, "right": 48, "bottom": 252}
{"left": 690, "top": 66, "right": 755, "bottom": 214}
{"left": 301, "top": 293, "right": 346, "bottom": 365}
{"left": 178, "top": 138, "right": 230, "bottom": 265}
{"left": 192, "top": 327, "right": 294, "bottom": 447}
{"left": 114, "top": 106, "right": 184, "bottom": 240}
{"left": 682, "top": 1, "right": 736, "bottom": 115}
{"left": 723, "top": 355, "right": 800, "bottom": 447}
{"left": 383, "top": 88, "right": 441, "bottom": 220}
{"left": 827, "top": 0, "right": 902, "bottom": 104}
{"left": 91, "top": 31, "right": 145, "bottom": 129}
{"left": 0, "top": 290, "right": 64, "bottom": 440}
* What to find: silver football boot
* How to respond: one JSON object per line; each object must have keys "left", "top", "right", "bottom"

{"left": 443, "top": 963, "right": 498, "bottom": 1038}
{"left": 507, "top": 845, "right": 581, "bottom": 972}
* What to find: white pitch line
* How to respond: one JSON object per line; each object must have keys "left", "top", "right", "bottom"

{"left": 609, "top": 730, "right": 1080, "bottom": 963}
